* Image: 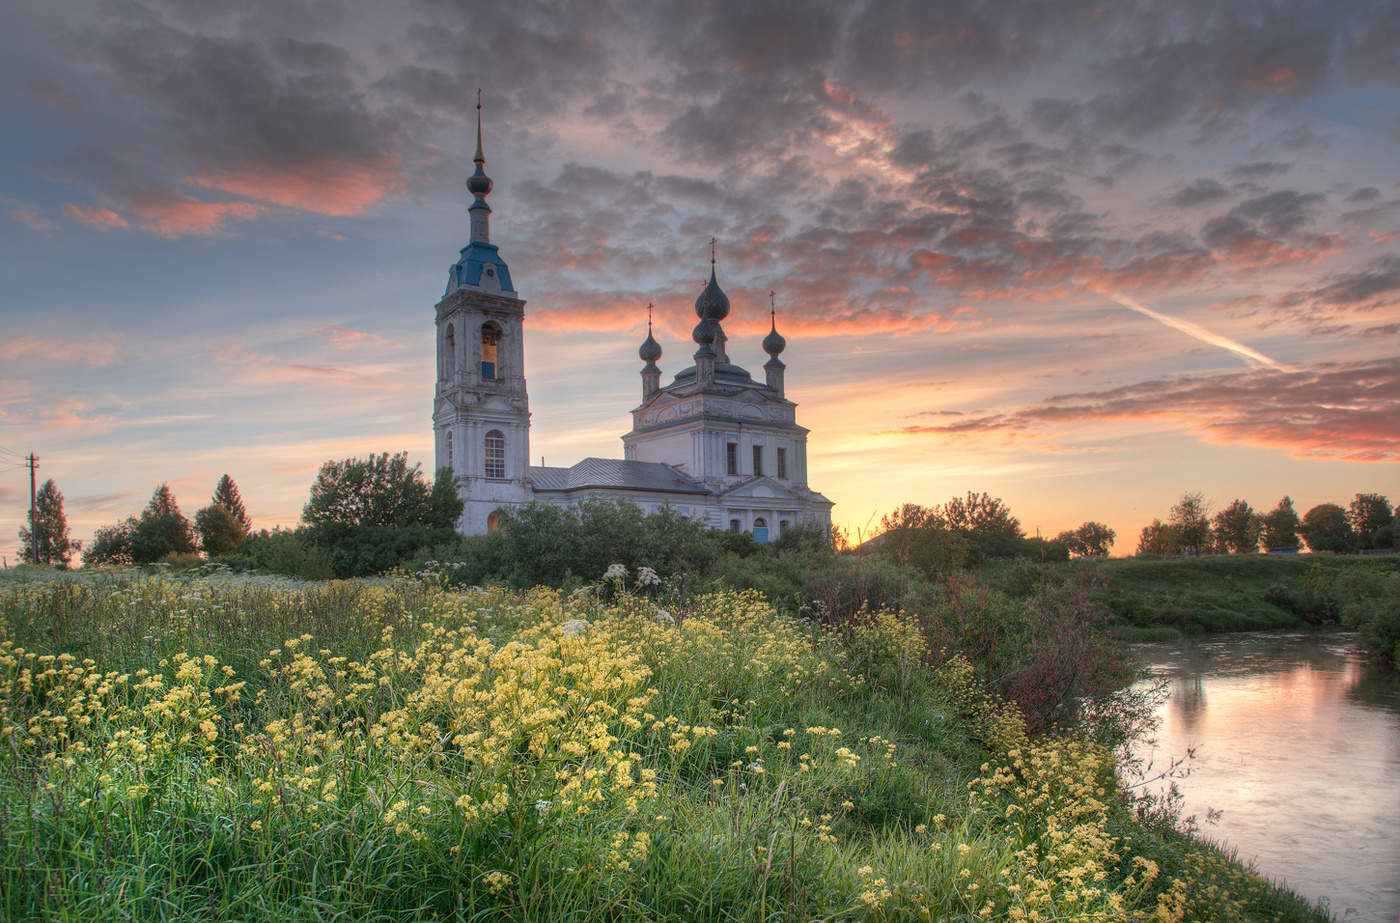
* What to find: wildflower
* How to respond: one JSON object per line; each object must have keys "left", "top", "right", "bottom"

{"left": 603, "top": 563, "right": 628, "bottom": 581}
{"left": 561, "top": 618, "right": 589, "bottom": 638}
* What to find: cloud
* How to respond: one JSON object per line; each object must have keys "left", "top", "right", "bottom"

{"left": 890, "top": 358, "right": 1400, "bottom": 462}
{"left": 1227, "top": 161, "right": 1293, "bottom": 180}
{"left": 127, "top": 191, "right": 266, "bottom": 238}
{"left": 1168, "top": 179, "right": 1231, "bottom": 208}
{"left": 62, "top": 203, "right": 129, "bottom": 231}
{"left": 5, "top": 199, "right": 58, "bottom": 231}
{"left": 0, "top": 336, "right": 120, "bottom": 366}
{"left": 212, "top": 342, "right": 409, "bottom": 391}
{"left": 1289, "top": 254, "right": 1400, "bottom": 310}
{"left": 188, "top": 157, "right": 401, "bottom": 216}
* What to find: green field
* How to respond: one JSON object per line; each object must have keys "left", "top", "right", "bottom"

{"left": 0, "top": 568, "right": 1328, "bottom": 921}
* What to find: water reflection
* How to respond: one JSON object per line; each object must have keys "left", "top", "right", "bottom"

{"left": 1130, "top": 631, "right": 1400, "bottom": 922}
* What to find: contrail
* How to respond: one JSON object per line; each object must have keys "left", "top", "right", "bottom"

{"left": 1102, "top": 290, "right": 1282, "bottom": 370}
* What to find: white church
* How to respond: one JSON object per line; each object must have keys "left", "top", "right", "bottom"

{"left": 432, "top": 109, "right": 832, "bottom": 542}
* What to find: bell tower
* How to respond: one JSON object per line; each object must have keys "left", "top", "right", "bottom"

{"left": 433, "top": 92, "right": 532, "bottom": 534}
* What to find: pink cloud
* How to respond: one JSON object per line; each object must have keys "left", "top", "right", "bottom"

{"left": 891, "top": 358, "right": 1400, "bottom": 462}
{"left": 212, "top": 342, "right": 406, "bottom": 391}
{"left": 188, "top": 156, "right": 400, "bottom": 216}
{"left": 128, "top": 192, "right": 265, "bottom": 238}
{"left": 63, "top": 203, "right": 129, "bottom": 231}
{"left": 7, "top": 201, "right": 57, "bottom": 232}
{"left": 0, "top": 336, "right": 119, "bottom": 366}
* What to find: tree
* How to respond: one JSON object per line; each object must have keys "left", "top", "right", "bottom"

{"left": 427, "top": 468, "right": 465, "bottom": 530}
{"left": 18, "top": 478, "right": 74, "bottom": 566}
{"left": 1348, "top": 493, "right": 1393, "bottom": 550}
{"left": 1211, "top": 499, "right": 1259, "bottom": 554}
{"left": 195, "top": 506, "right": 245, "bottom": 557}
{"left": 939, "top": 492, "right": 1022, "bottom": 538}
{"left": 84, "top": 517, "right": 136, "bottom": 566}
{"left": 1054, "top": 522, "right": 1115, "bottom": 558}
{"left": 1136, "top": 519, "right": 1175, "bottom": 556}
{"left": 212, "top": 474, "right": 252, "bottom": 532}
{"left": 1299, "top": 503, "right": 1354, "bottom": 553}
{"left": 1260, "top": 496, "right": 1301, "bottom": 552}
{"left": 879, "top": 503, "right": 943, "bottom": 534}
{"left": 1168, "top": 491, "right": 1210, "bottom": 555}
{"left": 131, "top": 484, "right": 196, "bottom": 564}
{"left": 303, "top": 453, "right": 438, "bottom": 529}
{"left": 196, "top": 475, "right": 253, "bottom": 556}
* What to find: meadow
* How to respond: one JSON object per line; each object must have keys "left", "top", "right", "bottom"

{"left": 0, "top": 566, "right": 1329, "bottom": 921}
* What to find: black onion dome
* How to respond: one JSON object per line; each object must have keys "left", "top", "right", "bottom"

{"left": 639, "top": 330, "right": 662, "bottom": 363}
{"left": 467, "top": 163, "right": 493, "bottom": 197}
{"left": 692, "top": 317, "right": 719, "bottom": 345}
{"left": 763, "top": 320, "right": 786, "bottom": 357}
{"left": 694, "top": 269, "right": 731, "bottom": 321}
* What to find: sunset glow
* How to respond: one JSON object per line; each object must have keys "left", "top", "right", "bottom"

{"left": 1, "top": 0, "right": 1397, "bottom": 555}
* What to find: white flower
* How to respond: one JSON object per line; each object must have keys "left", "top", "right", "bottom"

{"left": 636, "top": 566, "right": 661, "bottom": 586}
{"left": 603, "top": 563, "right": 628, "bottom": 581}
{"left": 654, "top": 609, "right": 675, "bottom": 625}
{"left": 561, "top": 618, "right": 589, "bottom": 637}
{"left": 570, "top": 585, "right": 592, "bottom": 598}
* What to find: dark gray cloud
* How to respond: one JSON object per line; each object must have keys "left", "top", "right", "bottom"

{"left": 1169, "top": 179, "right": 1231, "bottom": 208}
{"left": 1229, "top": 190, "right": 1323, "bottom": 236}
{"left": 1228, "top": 161, "right": 1293, "bottom": 180}
{"left": 1347, "top": 186, "right": 1381, "bottom": 203}
{"left": 1298, "top": 255, "right": 1400, "bottom": 309}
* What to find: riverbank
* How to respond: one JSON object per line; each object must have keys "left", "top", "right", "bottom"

{"left": 0, "top": 571, "right": 1329, "bottom": 921}
{"left": 1055, "top": 554, "right": 1400, "bottom": 639}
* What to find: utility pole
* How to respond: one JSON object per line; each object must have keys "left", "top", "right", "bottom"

{"left": 26, "top": 453, "right": 38, "bottom": 565}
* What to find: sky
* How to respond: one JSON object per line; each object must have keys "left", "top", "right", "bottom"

{"left": 1, "top": 0, "right": 1398, "bottom": 558}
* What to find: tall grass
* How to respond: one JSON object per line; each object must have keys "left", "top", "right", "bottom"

{"left": 0, "top": 568, "right": 1328, "bottom": 921}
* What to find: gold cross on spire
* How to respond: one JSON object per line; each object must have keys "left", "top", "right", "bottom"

{"left": 709, "top": 237, "right": 717, "bottom": 266}
{"left": 769, "top": 290, "right": 777, "bottom": 322}
{"left": 646, "top": 301, "right": 654, "bottom": 329}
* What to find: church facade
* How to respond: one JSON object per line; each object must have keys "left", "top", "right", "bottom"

{"left": 432, "top": 111, "right": 832, "bottom": 541}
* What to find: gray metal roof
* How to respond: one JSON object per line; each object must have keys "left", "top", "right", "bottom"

{"left": 529, "top": 458, "right": 710, "bottom": 495}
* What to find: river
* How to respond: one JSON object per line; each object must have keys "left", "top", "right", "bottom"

{"left": 1129, "top": 631, "right": 1400, "bottom": 922}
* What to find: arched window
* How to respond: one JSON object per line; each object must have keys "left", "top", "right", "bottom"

{"left": 444, "top": 324, "right": 456, "bottom": 379}
{"left": 487, "top": 510, "right": 501, "bottom": 533}
{"left": 481, "top": 323, "right": 502, "bottom": 380}
{"left": 753, "top": 517, "right": 769, "bottom": 544}
{"left": 484, "top": 429, "right": 505, "bottom": 478}
{"left": 446, "top": 430, "right": 454, "bottom": 469}
{"left": 729, "top": 518, "right": 740, "bottom": 532}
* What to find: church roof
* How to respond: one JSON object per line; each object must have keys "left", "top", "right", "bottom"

{"left": 447, "top": 241, "right": 515, "bottom": 295}
{"left": 529, "top": 457, "right": 709, "bottom": 495}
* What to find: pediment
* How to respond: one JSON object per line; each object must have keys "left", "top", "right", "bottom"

{"left": 718, "top": 477, "right": 802, "bottom": 501}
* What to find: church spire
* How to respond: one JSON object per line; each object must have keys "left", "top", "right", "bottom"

{"left": 763, "top": 290, "right": 787, "bottom": 397}
{"left": 467, "top": 89, "right": 494, "bottom": 244}
{"left": 639, "top": 302, "right": 663, "bottom": 399}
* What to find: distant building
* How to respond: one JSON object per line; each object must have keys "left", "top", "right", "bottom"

{"left": 431, "top": 106, "right": 832, "bottom": 541}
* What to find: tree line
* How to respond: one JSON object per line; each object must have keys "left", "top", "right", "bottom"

{"left": 1136, "top": 491, "right": 1397, "bottom": 556}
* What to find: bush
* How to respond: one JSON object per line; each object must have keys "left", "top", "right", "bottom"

{"left": 493, "top": 501, "right": 723, "bottom": 588}
{"left": 1333, "top": 566, "right": 1400, "bottom": 665}
{"left": 218, "top": 529, "right": 333, "bottom": 580}
{"left": 917, "top": 571, "right": 1139, "bottom": 738}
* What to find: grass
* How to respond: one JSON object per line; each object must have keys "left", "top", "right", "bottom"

{"left": 0, "top": 566, "right": 1330, "bottom": 921}
{"left": 1016, "top": 554, "right": 1400, "bottom": 634}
